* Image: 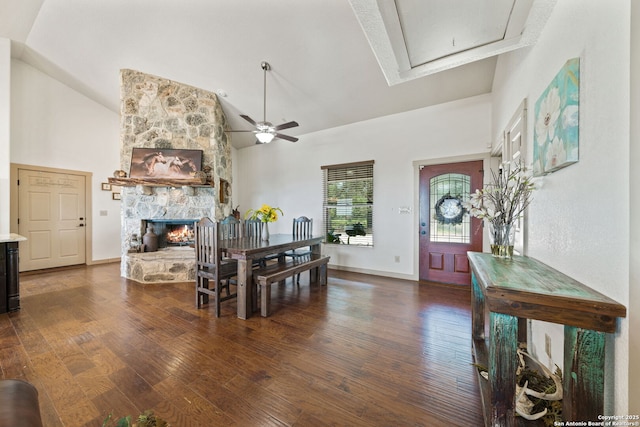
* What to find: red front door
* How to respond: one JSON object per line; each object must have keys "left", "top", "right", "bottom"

{"left": 419, "top": 160, "right": 483, "bottom": 285}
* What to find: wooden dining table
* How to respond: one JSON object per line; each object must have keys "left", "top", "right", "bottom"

{"left": 219, "top": 233, "right": 323, "bottom": 319}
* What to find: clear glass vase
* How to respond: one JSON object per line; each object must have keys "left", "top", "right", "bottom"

{"left": 261, "top": 222, "right": 270, "bottom": 241}
{"left": 489, "top": 223, "right": 515, "bottom": 259}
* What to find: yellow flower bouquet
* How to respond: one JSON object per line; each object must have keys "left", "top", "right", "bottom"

{"left": 245, "top": 204, "right": 283, "bottom": 223}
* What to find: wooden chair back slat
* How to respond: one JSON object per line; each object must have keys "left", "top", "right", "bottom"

{"left": 195, "top": 217, "right": 221, "bottom": 267}
{"left": 292, "top": 216, "right": 313, "bottom": 238}
{"left": 220, "top": 215, "right": 242, "bottom": 239}
{"left": 244, "top": 218, "right": 263, "bottom": 239}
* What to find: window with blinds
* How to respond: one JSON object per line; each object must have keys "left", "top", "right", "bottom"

{"left": 322, "top": 160, "right": 374, "bottom": 246}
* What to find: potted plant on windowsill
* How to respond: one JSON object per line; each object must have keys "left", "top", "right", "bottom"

{"left": 344, "top": 222, "right": 366, "bottom": 244}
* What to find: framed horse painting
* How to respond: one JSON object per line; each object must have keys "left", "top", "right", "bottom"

{"left": 129, "top": 148, "right": 203, "bottom": 179}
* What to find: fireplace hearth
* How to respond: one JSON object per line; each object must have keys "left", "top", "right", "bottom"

{"left": 118, "top": 186, "right": 217, "bottom": 283}
{"left": 121, "top": 219, "right": 200, "bottom": 284}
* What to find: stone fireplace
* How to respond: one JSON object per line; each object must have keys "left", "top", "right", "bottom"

{"left": 118, "top": 69, "right": 232, "bottom": 283}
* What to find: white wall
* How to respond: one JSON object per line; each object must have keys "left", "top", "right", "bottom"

{"left": 492, "top": 0, "right": 630, "bottom": 414}
{"left": 0, "top": 39, "right": 11, "bottom": 235}
{"left": 10, "top": 59, "right": 121, "bottom": 261}
{"left": 629, "top": 0, "right": 640, "bottom": 416}
{"left": 235, "top": 94, "right": 492, "bottom": 278}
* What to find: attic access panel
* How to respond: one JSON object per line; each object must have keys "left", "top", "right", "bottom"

{"left": 395, "top": 0, "right": 516, "bottom": 66}
{"left": 349, "top": 0, "right": 553, "bottom": 85}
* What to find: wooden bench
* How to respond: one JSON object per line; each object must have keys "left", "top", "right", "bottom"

{"left": 254, "top": 254, "right": 330, "bottom": 317}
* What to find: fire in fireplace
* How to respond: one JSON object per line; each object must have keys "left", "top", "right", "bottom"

{"left": 167, "top": 224, "right": 194, "bottom": 245}
{"left": 143, "top": 220, "right": 198, "bottom": 248}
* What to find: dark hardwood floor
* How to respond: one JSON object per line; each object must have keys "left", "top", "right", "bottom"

{"left": 1, "top": 264, "right": 484, "bottom": 426}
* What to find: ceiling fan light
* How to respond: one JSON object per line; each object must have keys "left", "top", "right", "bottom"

{"left": 256, "top": 132, "right": 275, "bottom": 143}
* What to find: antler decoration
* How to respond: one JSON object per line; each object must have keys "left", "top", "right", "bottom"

{"left": 515, "top": 349, "right": 563, "bottom": 420}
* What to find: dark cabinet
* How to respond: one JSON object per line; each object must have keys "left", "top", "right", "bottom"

{"left": 0, "top": 242, "right": 20, "bottom": 314}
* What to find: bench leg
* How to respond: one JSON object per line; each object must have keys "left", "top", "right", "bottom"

{"left": 319, "top": 264, "right": 327, "bottom": 286}
{"left": 261, "top": 283, "right": 271, "bottom": 317}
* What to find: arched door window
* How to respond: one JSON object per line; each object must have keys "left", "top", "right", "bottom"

{"left": 429, "top": 173, "right": 471, "bottom": 243}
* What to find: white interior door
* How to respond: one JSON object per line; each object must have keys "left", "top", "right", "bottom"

{"left": 18, "top": 168, "right": 87, "bottom": 271}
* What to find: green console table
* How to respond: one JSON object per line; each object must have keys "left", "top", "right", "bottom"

{"left": 468, "top": 252, "right": 626, "bottom": 427}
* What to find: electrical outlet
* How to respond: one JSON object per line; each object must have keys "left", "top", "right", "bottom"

{"left": 99, "top": 210, "right": 108, "bottom": 216}
{"left": 394, "top": 256, "right": 400, "bottom": 263}
{"left": 545, "top": 333, "right": 552, "bottom": 358}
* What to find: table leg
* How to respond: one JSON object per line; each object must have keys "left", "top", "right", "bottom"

{"left": 489, "top": 312, "right": 518, "bottom": 427}
{"left": 236, "top": 259, "right": 252, "bottom": 319}
{"left": 311, "top": 242, "right": 320, "bottom": 257}
{"left": 471, "top": 272, "right": 485, "bottom": 340}
{"left": 563, "top": 326, "right": 605, "bottom": 422}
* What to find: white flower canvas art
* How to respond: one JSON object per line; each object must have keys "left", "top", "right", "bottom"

{"left": 533, "top": 58, "right": 580, "bottom": 176}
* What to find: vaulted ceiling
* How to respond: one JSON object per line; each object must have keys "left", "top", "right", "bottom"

{"left": 1, "top": 0, "right": 555, "bottom": 148}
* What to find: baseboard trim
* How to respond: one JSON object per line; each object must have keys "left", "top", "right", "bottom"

{"left": 328, "top": 264, "right": 416, "bottom": 281}
{"left": 88, "top": 258, "right": 121, "bottom": 265}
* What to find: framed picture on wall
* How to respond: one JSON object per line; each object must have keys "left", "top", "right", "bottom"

{"left": 129, "top": 148, "right": 203, "bottom": 179}
{"left": 533, "top": 58, "right": 580, "bottom": 176}
{"left": 101, "top": 182, "right": 111, "bottom": 191}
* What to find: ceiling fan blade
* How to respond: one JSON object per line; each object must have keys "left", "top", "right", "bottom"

{"left": 240, "top": 114, "right": 257, "bottom": 126}
{"left": 273, "top": 121, "right": 299, "bottom": 131}
{"left": 275, "top": 133, "right": 298, "bottom": 142}
{"left": 225, "top": 129, "right": 255, "bottom": 133}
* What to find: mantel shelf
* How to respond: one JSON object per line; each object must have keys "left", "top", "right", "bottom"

{"left": 108, "top": 177, "right": 214, "bottom": 188}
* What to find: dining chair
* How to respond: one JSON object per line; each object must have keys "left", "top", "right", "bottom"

{"left": 220, "top": 214, "right": 242, "bottom": 239}
{"left": 286, "top": 216, "right": 313, "bottom": 283}
{"left": 292, "top": 216, "right": 313, "bottom": 239}
{"left": 243, "top": 218, "right": 263, "bottom": 239}
{"left": 243, "top": 218, "right": 271, "bottom": 271}
{"left": 194, "top": 217, "right": 238, "bottom": 317}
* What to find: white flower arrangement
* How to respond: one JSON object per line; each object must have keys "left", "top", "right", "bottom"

{"left": 464, "top": 163, "right": 535, "bottom": 256}
{"left": 465, "top": 163, "right": 535, "bottom": 227}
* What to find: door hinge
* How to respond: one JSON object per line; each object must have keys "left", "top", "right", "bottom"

{"left": 17, "top": 179, "right": 19, "bottom": 186}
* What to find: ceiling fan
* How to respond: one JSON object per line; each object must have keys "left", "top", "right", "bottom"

{"left": 227, "top": 61, "right": 299, "bottom": 144}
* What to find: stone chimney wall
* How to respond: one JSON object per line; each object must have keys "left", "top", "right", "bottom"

{"left": 118, "top": 69, "right": 232, "bottom": 279}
